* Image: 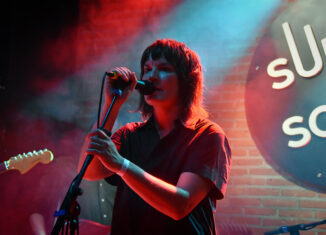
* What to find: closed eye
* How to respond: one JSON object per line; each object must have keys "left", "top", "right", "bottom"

{"left": 158, "top": 65, "right": 174, "bottom": 72}
{"left": 160, "top": 67, "right": 173, "bottom": 71}
{"left": 144, "top": 65, "right": 152, "bottom": 72}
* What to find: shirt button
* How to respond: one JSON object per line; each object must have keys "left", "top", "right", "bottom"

{"left": 103, "top": 214, "right": 107, "bottom": 218}
{"left": 101, "top": 198, "right": 105, "bottom": 202}
{"left": 99, "top": 183, "right": 103, "bottom": 187}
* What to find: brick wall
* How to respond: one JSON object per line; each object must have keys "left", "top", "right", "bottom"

{"left": 209, "top": 28, "right": 326, "bottom": 235}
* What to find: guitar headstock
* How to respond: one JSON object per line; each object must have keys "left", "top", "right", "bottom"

{"left": 6, "top": 149, "right": 54, "bottom": 174}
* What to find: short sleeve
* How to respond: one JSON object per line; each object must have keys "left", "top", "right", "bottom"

{"left": 183, "top": 125, "right": 231, "bottom": 200}
{"left": 110, "top": 126, "right": 125, "bottom": 153}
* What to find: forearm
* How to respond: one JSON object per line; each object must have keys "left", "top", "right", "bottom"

{"left": 79, "top": 68, "right": 136, "bottom": 179}
{"left": 78, "top": 154, "right": 113, "bottom": 180}
{"left": 78, "top": 101, "right": 121, "bottom": 180}
{"left": 78, "top": 139, "right": 114, "bottom": 180}
{"left": 98, "top": 100, "right": 122, "bottom": 133}
{"left": 120, "top": 161, "right": 191, "bottom": 220}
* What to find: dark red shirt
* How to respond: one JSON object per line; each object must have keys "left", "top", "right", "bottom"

{"left": 106, "top": 117, "right": 231, "bottom": 235}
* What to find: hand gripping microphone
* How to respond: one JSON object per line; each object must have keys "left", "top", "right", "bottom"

{"left": 106, "top": 72, "right": 155, "bottom": 95}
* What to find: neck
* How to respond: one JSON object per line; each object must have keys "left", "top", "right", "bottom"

{"left": 153, "top": 105, "right": 180, "bottom": 135}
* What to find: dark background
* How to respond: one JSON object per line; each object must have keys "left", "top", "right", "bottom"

{"left": 0, "top": 1, "right": 82, "bottom": 234}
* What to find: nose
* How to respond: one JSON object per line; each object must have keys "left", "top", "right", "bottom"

{"left": 149, "top": 75, "right": 159, "bottom": 83}
{"left": 145, "top": 67, "right": 159, "bottom": 83}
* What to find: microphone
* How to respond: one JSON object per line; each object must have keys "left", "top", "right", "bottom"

{"left": 106, "top": 72, "right": 156, "bottom": 95}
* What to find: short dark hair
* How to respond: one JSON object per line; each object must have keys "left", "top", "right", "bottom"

{"left": 138, "top": 39, "right": 208, "bottom": 122}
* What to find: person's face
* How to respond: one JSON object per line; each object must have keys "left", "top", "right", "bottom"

{"left": 142, "top": 55, "right": 179, "bottom": 110}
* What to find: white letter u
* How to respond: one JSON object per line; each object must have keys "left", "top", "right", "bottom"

{"left": 282, "top": 22, "right": 322, "bottom": 78}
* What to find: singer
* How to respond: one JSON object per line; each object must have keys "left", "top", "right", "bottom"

{"left": 78, "top": 39, "right": 231, "bottom": 235}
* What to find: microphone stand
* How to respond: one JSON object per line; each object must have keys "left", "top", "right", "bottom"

{"left": 51, "top": 82, "right": 122, "bottom": 235}
{"left": 264, "top": 219, "right": 326, "bottom": 235}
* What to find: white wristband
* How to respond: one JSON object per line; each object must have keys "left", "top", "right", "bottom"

{"left": 117, "top": 158, "right": 130, "bottom": 177}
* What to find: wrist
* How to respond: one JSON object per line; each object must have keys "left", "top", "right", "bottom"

{"left": 116, "top": 158, "right": 130, "bottom": 177}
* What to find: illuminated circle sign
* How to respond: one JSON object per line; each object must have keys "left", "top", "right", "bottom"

{"left": 245, "top": 0, "right": 326, "bottom": 192}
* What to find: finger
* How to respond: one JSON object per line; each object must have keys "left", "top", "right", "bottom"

{"left": 87, "top": 129, "right": 110, "bottom": 139}
{"left": 106, "top": 68, "right": 126, "bottom": 85}
{"left": 121, "top": 70, "right": 136, "bottom": 91}
{"left": 86, "top": 148, "right": 103, "bottom": 156}
{"left": 100, "top": 128, "right": 112, "bottom": 137}
{"left": 87, "top": 129, "right": 101, "bottom": 138}
{"left": 89, "top": 136, "right": 106, "bottom": 144}
{"left": 130, "top": 72, "right": 138, "bottom": 88}
{"left": 89, "top": 138, "right": 111, "bottom": 150}
{"left": 114, "top": 67, "right": 129, "bottom": 82}
{"left": 107, "top": 69, "right": 120, "bottom": 82}
{"left": 121, "top": 66, "right": 131, "bottom": 73}
{"left": 119, "top": 67, "right": 130, "bottom": 82}
{"left": 88, "top": 140, "right": 104, "bottom": 149}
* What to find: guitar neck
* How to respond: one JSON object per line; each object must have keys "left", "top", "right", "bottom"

{"left": 0, "top": 149, "right": 53, "bottom": 175}
{"left": 0, "top": 162, "right": 7, "bottom": 174}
